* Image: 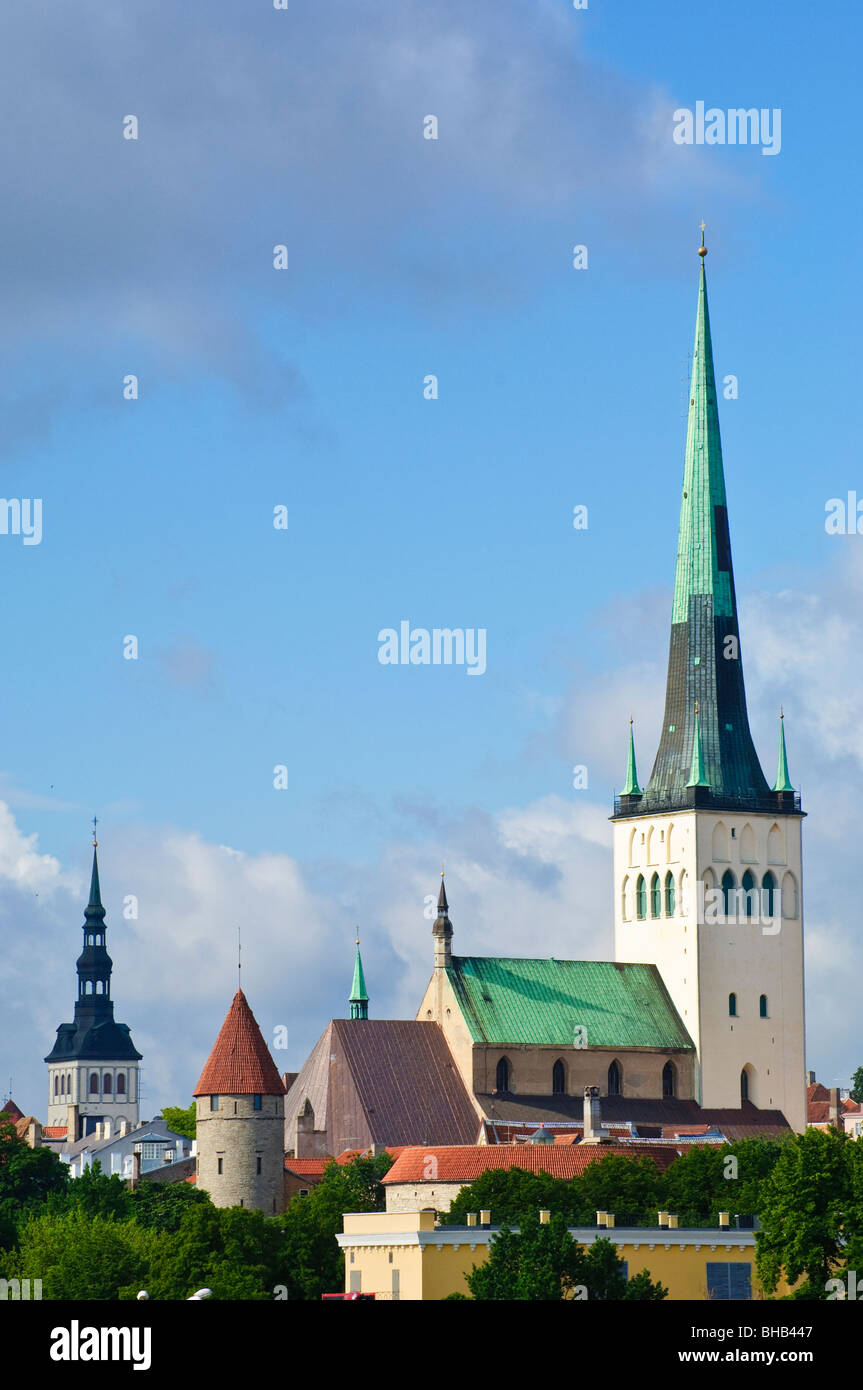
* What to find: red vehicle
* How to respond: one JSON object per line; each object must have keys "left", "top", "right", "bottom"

{"left": 321, "top": 1292, "right": 376, "bottom": 1300}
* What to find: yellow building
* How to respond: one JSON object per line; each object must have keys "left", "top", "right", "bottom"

{"left": 337, "top": 1211, "right": 792, "bottom": 1301}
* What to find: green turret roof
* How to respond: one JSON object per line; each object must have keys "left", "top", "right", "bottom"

{"left": 621, "top": 719, "right": 642, "bottom": 797}
{"left": 772, "top": 711, "right": 795, "bottom": 792}
{"left": 349, "top": 940, "right": 369, "bottom": 1020}
{"left": 635, "top": 240, "right": 775, "bottom": 813}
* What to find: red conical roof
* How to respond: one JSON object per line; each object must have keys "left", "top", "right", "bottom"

{"left": 193, "top": 989, "right": 286, "bottom": 1097}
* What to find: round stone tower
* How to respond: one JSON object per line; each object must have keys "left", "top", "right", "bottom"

{"left": 193, "top": 989, "right": 286, "bottom": 1214}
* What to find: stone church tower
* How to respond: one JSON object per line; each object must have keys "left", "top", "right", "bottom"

{"left": 612, "top": 238, "right": 806, "bottom": 1132}
{"left": 193, "top": 989, "right": 286, "bottom": 1214}
{"left": 44, "top": 837, "right": 141, "bottom": 1140}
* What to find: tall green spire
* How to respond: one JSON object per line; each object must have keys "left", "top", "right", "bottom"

{"left": 621, "top": 718, "right": 642, "bottom": 796}
{"left": 772, "top": 709, "right": 795, "bottom": 792}
{"left": 632, "top": 231, "right": 775, "bottom": 814}
{"left": 349, "top": 938, "right": 368, "bottom": 1020}
{"left": 686, "top": 703, "right": 709, "bottom": 787}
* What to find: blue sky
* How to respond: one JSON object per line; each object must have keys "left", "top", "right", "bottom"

{"left": 1, "top": 0, "right": 861, "bottom": 1116}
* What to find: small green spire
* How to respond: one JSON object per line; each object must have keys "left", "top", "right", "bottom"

{"left": 349, "top": 937, "right": 368, "bottom": 1020}
{"left": 621, "top": 717, "right": 642, "bottom": 796}
{"left": 772, "top": 708, "right": 795, "bottom": 792}
{"left": 686, "top": 702, "right": 710, "bottom": 788}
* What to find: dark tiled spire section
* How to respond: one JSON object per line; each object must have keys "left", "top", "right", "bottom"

{"left": 638, "top": 247, "right": 779, "bottom": 815}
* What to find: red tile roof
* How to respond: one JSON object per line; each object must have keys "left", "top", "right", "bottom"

{"left": 42, "top": 1126, "right": 68, "bottom": 1139}
{"left": 382, "top": 1143, "right": 681, "bottom": 1185}
{"left": 1, "top": 1099, "right": 24, "bottom": 1123}
{"left": 193, "top": 989, "right": 286, "bottom": 1097}
{"left": 284, "top": 1158, "right": 329, "bottom": 1177}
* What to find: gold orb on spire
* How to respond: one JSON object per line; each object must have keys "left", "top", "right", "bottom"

{"left": 698, "top": 219, "right": 707, "bottom": 257}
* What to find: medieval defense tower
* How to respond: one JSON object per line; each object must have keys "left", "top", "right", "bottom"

{"left": 193, "top": 989, "right": 287, "bottom": 1214}
{"left": 612, "top": 236, "right": 806, "bottom": 1132}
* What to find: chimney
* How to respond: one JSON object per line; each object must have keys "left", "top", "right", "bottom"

{"left": 829, "top": 1087, "right": 841, "bottom": 1128}
{"left": 467, "top": 1213, "right": 477, "bottom": 1227}
{"left": 718, "top": 1211, "right": 730, "bottom": 1229}
{"left": 479, "top": 1209, "right": 491, "bottom": 1227}
{"left": 658, "top": 1211, "right": 668, "bottom": 1227}
{"left": 605, "top": 1213, "right": 615, "bottom": 1229}
{"left": 539, "top": 1209, "right": 551, "bottom": 1225}
{"left": 582, "top": 1086, "right": 609, "bottom": 1144}
{"left": 667, "top": 1214, "right": 679, "bottom": 1229}
{"left": 596, "top": 1210, "right": 607, "bottom": 1227}
{"left": 27, "top": 1121, "right": 41, "bottom": 1149}
{"left": 806, "top": 1070, "right": 816, "bottom": 1086}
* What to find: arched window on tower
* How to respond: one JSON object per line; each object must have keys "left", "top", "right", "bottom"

{"left": 85, "top": 981, "right": 94, "bottom": 995}
{"left": 607, "top": 1060, "right": 622, "bottom": 1097}
{"left": 621, "top": 875, "right": 630, "bottom": 922}
{"left": 759, "top": 994, "right": 768, "bottom": 1018}
{"left": 722, "top": 870, "right": 736, "bottom": 918}
{"left": 54, "top": 1074, "right": 59, "bottom": 1097}
{"left": 650, "top": 873, "right": 661, "bottom": 918}
{"left": 729, "top": 992, "right": 737, "bottom": 1017}
{"left": 96, "top": 981, "right": 103, "bottom": 994}
{"left": 741, "top": 1068, "right": 750, "bottom": 1103}
{"left": 662, "top": 1061, "right": 676, "bottom": 1098}
{"left": 636, "top": 875, "right": 646, "bottom": 920}
{"left": 742, "top": 869, "right": 756, "bottom": 920}
{"left": 103, "top": 1075, "right": 112, "bottom": 1095}
{"left": 117, "top": 1074, "right": 126, "bottom": 1095}
{"left": 761, "top": 871, "right": 777, "bottom": 921}
{"left": 60, "top": 1075, "right": 65, "bottom": 1095}
{"left": 664, "top": 871, "right": 675, "bottom": 916}
{"left": 552, "top": 1059, "right": 566, "bottom": 1096}
{"left": 89, "top": 1073, "right": 99, "bottom": 1095}
{"left": 496, "top": 1057, "right": 511, "bottom": 1094}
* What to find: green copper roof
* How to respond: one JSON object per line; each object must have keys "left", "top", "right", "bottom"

{"left": 772, "top": 714, "right": 795, "bottom": 792}
{"left": 686, "top": 706, "right": 709, "bottom": 787}
{"left": 620, "top": 721, "right": 642, "bottom": 796}
{"left": 350, "top": 945, "right": 368, "bottom": 1003}
{"left": 672, "top": 262, "right": 732, "bottom": 624}
{"left": 637, "top": 248, "right": 773, "bottom": 813}
{"left": 445, "top": 957, "right": 693, "bottom": 1050}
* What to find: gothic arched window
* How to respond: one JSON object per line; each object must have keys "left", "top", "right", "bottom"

{"left": 762, "top": 871, "right": 777, "bottom": 919}
{"left": 721, "top": 870, "right": 736, "bottom": 917}
{"left": 662, "top": 1061, "right": 676, "bottom": 1098}
{"left": 607, "top": 1060, "right": 622, "bottom": 1097}
{"left": 552, "top": 1060, "right": 566, "bottom": 1095}
{"left": 636, "top": 874, "right": 646, "bottom": 920}
{"left": 650, "top": 872, "right": 661, "bottom": 918}
{"left": 741, "top": 1068, "right": 750, "bottom": 1103}
{"left": 664, "top": 871, "right": 675, "bottom": 916}
{"left": 496, "top": 1057, "right": 511, "bottom": 1093}
{"left": 742, "top": 869, "right": 756, "bottom": 919}
{"left": 54, "top": 1074, "right": 59, "bottom": 1097}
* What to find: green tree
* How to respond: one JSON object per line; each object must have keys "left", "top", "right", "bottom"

{"left": 276, "top": 1151, "right": 394, "bottom": 1300}
{"left": 466, "top": 1219, "right": 666, "bottom": 1301}
{"left": 850, "top": 1068, "right": 863, "bottom": 1106}
{"left": 2, "top": 1207, "right": 158, "bottom": 1300}
{"left": 140, "top": 1204, "right": 286, "bottom": 1300}
{"left": 574, "top": 1153, "right": 665, "bottom": 1226}
{"left": 756, "top": 1127, "right": 851, "bottom": 1298}
{"left": 162, "top": 1104, "right": 196, "bottom": 1140}
{"left": 128, "top": 1179, "right": 211, "bottom": 1232}
{"left": 443, "top": 1168, "right": 580, "bottom": 1227}
{"left": 48, "top": 1160, "right": 133, "bottom": 1220}
{"left": 0, "top": 1117, "right": 69, "bottom": 1250}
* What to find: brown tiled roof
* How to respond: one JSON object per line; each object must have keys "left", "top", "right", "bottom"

{"left": 42, "top": 1126, "right": 67, "bottom": 1139}
{"left": 284, "top": 1158, "right": 329, "bottom": 1177}
{"left": 1, "top": 1099, "right": 24, "bottom": 1123}
{"left": 383, "top": 1142, "right": 681, "bottom": 1185}
{"left": 475, "top": 1094, "right": 790, "bottom": 1142}
{"left": 284, "top": 1020, "right": 479, "bottom": 1152}
{"left": 193, "top": 989, "right": 286, "bottom": 1097}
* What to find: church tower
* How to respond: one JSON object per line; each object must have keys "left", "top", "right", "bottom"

{"left": 193, "top": 989, "right": 286, "bottom": 1214}
{"left": 612, "top": 237, "right": 806, "bottom": 1132}
{"left": 44, "top": 835, "right": 142, "bottom": 1139}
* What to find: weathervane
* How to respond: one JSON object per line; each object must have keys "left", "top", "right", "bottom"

{"left": 92, "top": 815, "right": 98, "bottom": 848}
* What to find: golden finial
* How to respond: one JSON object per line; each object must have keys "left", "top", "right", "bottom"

{"left": 629, "top": 713, "right": 633, "bottom": 726}
{"left": 92, "top": 815, "right": 98, "bottom": 848}
{"left": 441, "top": 862, "right": 445, "bottom": 878}
{"left": 780, "top": 705, "right": 784, "bottom": 720}
{"left": 694, "top": 700, "right": 700, "bottom": 715}
{"left": 356, "top": 927, "right": 361, "bottom": 947}
{"left": 698, "top": 220, "right": 707, "bottom": 258}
